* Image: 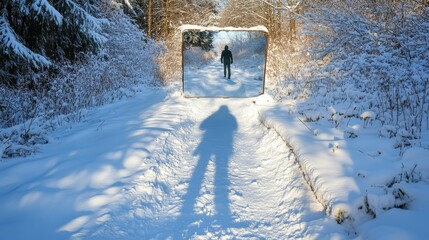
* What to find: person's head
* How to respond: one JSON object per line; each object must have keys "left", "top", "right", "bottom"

{"left": 224, "top": 45, "right": 228, "bottom": 50}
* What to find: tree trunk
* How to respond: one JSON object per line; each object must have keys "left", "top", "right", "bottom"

{"left": 289, "top": 17, "right": 296, "bottom": 42}
{"left": 148, "top": 0, "right": 152, "bottom": 37}
{"left": 276, "top": 0, "right": 282, "bottom": 39}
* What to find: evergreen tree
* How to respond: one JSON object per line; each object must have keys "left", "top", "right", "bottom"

{"left": 183, "top": 30, "right": 214, "bottom": 51}
{"left": 0, "top": 0, "right": 106, "bottom": 86}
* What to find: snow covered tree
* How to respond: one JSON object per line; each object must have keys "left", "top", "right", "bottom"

{"left": 219, "top": 0, "right": 265, "bottom": 28}
{"left": 219, "top": 0, "right": 305, "bottom": 43}
{"left": 122, "top": 0, "right": 218, "bottom": 39}
{"left": 0, "top": 0, "right": 106, "bottom": 86}
{"left": 183, "top": 30, "right": 214, "bottom": 51}
{"left": 290, "top": 0, "right": 429, "bottom": 139}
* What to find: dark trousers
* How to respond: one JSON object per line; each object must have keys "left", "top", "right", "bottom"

{"left": 224, "top": 64, "right": 231, "bottom": 79}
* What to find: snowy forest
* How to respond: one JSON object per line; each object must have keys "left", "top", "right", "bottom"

{"left": 1, "top": 0, "right": 429, "bottom": 239}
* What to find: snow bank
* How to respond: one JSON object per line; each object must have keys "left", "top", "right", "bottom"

{"left": 256, "top": 99, "right": 360, "bottom": 223}
{"left": 255, "top": 94, "right": 429, "bottom": 238}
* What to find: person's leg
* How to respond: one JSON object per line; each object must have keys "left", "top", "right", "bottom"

{"left": 224, "top": 64, "right": 226, "bottom": 77}
{"left": 227, "top": 64, "right": 231, "bottom": 79}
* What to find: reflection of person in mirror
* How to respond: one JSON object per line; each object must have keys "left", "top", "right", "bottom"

{"left": 221, "top": 45, "right": 233, "bottom": 79}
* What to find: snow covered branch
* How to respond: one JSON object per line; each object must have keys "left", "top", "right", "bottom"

{"left": 0, "top": 14, "right": 51, "bottom": 68}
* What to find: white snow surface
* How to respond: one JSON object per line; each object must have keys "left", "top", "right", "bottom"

{"left": 1, "top": 88, "right": 429, "bottom": 239}
{"left": 184, "top": 59, "right": 264, "bottom": 98}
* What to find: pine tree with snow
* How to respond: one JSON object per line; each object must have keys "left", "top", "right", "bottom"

{"left": 0, "top": 0, "right": 106, "bottom": 86}
{"left": 183, "top": 30, "right": 214, "bottom": 51}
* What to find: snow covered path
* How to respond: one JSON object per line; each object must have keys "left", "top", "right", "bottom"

{"left": 0, "top": 91, "right": 345, "bottom": 239}
{"left": 184, "top": 60, "right": 264, "bottom": 98}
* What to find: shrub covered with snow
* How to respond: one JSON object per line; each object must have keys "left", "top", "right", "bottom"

{"left": 269, "top": 1, "right": 429, "bottom": 146}
{"left": 184, "top": 47, "right": 216, "bottom": 67}
{"left": 225, "top": 32, "right": 267, "bottom": 61}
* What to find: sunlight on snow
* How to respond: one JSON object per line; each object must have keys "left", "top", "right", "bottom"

{"left": 19, "top": 192, "right": 43, "bottom": 207}
{"left": 89, "top": 165, "right": 117, "bottom": 189}
{"left": 59, "top": 215, "right": 90, "bottom": 232}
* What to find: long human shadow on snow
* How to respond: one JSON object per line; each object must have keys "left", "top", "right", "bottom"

{"left": 175, "top": 105, "right": 247, "bottom": 235}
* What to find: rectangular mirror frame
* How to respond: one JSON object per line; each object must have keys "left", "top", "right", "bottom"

{"left": 180, "top": 25, "right": 269, "bottom": 98}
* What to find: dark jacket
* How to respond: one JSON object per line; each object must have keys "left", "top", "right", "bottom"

{"left": 221, "top": 49, "right": 233, "bottom": 65}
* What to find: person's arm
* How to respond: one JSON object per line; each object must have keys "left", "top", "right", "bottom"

{"left": 221, "top": 51, "right": 224, "bottom": 63}
{"left": 230, "top": 52, "right": 233, "bottom": 64}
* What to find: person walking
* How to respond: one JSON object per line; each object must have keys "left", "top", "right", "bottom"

{"left": 221, "top": 45, "right": 233, "bottom": 79}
